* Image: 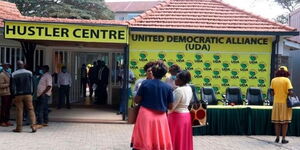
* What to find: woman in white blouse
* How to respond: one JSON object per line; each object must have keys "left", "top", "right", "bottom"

{"left": 168, "top": 70, "right": 193, "bottom": 150}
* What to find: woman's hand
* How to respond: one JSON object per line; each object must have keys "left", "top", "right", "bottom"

{"left": 134, "top": 96, "right": 142, "bottom": 104}
{"left": 288, "top": 89, "right": 294, "bottom": 96}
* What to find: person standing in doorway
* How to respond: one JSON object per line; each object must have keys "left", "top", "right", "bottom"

{"left": 57, "top": 66, "right": 72, "bottom": 109}
{"left": 11, "top": 61, "right": 37, "bottom": 133}
{"left": 271, "top": 66, "right": 293, "bottom": 144}
{"left": 95, "top": 60, "right": 109, "bottom": 105}
{"left": 0, "top": 63, "right": 13, "bottom": 127}
{"left": 80, "top": 64, "right": 88, "bottom": 98}
{"left": 88, "top": 61, "right": 97, "bottom": 98}
{"left": 36, "top": 65, "right": 52, "bottom": 127}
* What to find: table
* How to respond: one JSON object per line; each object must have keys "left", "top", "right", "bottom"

{"left": 193, "top": 106, "right": 300, "bottom": 136}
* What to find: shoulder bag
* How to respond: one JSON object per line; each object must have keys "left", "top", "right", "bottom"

{"left": 287, "top": 96, "right": 300, "bottom": 108}
{"left": 189, "top": 84, "right": 207, "bottom": 127}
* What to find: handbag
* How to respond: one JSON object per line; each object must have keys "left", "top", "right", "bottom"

{"left": 127, "top": 104, "right": 140, "bottom": 124}
{"left": 189, "top": 100, "right": 207, "bottom": 127}
{"left": 287, "top": 96, "right": 300, "bottom": 108}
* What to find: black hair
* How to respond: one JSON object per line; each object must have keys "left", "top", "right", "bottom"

{"left": 169, "top": 64, "right": 181, "bottom": 73}
{"left": 43, "top": 65, "right": 50, "bottom": 72}
{"left": 151, "top": 61, "right": 168, "bottom": 79}
{"left": 177, "top": 70, "right": 191, "bottom": 84}
{"left": 143, "top": 61, "right": 156, "bottom": 71}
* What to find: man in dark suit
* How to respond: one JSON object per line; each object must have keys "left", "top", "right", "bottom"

{"left": 95, "top": 60, "right": 109, "bottom": 105}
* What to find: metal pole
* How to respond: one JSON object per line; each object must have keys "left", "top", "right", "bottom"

{"left": 122, "top": 45, "right": 129, "bottom": 121}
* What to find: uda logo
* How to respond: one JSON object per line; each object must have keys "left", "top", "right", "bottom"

{"left": 222, "top": 62, "right": 230, "bottom": 71}
{"left": 176, "top": 53, "right": 185, "bottom": 62}
{"left": 258, "top": 63, "right": 267, "bottom": 72}
{"left": 249, "top": 55, "right": 258, "bottom": 64}
{"left": 203, "top": 76, "right": 212, "bottom": 86}
{"left": 138, "top": 68, "right": 146, "bottom": 77}
{"left": 194, "top": 68, "right": 203, "bottom": 78}
{"left": 240, "top": 62, "right": 249, "bottom": 71}
{"left": 203, "top": 61, "right": 212, "bottom": 71}
{"left": 185, "top": 61, "right": 194, "bottom": 70}
{"left": 258, "top": 78, "right": 266, "bottom": 87}
{"left": 212, "top": 69, "right": 221, "bottom": 79}
{"left": 130, "top": 60, "right": 138, "bottom": 70}
{"left": 139, "top": 51, "right": 148, "bottom": 61}
{"left": 231, "top": 54, "right": 240, "bottom": 64}
{"left": 158, "top": 52, "right": 166, "bottom": 61}
{"left": 213, "top": 54, "right": 221, "bottom": 63}
{"left": 231, "top": 70, "right": 239, "bottom": 79}
{"left": 194, "top": 54, "right": 203, "bottom": 63}
{"left": 249, "top": 70, "right": 257, "bottom": 79}
{"left": 239, "top": 77, "right": 248, "bottom": 87}
{"left": 221, "top": 77, "right": 230, "bottom": 87}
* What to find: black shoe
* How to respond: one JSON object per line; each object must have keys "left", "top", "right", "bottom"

{"left": 12, "top": 129, "right": 22, "bottom": 133}
{"left": 116, "top": 112, "right": 123, "bottom": 115}
{"left": 275, "top": 137, "right": 279, "bottom": 143}
{"left": 66, "top": 107, "right": 71, "bottom": 109}
{"left": 282, "top": 139, "right": 289, "bottom": 144}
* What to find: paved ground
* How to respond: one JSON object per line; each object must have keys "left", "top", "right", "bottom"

{"left": 0, "top": 122, "right": 299, "bottom": 150}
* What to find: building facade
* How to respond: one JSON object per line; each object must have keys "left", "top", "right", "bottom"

{"left": 0, "top": 0, "right": 299, "bottom": 109}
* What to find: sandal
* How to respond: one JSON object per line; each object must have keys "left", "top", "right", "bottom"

{"left": 31, "top": 125, "right": 37, "bottom": 133}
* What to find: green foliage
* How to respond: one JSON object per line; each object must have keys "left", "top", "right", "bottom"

{"left": 6, "top": 0, "right": 114, "bottom": 20}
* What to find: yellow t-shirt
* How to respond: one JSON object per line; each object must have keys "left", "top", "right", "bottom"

{"left": 270, "top": 77, "right": 293, "bottom": 103}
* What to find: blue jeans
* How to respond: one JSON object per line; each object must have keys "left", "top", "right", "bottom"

{"left": 36, "top": 95, "right": 50, "bottom": 124}
{"left": 119, "top": 88, "right": 132, "bottom": 113}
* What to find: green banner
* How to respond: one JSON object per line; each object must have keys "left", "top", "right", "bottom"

{"left": 129, "top": 32, "right": 272, "bottom": 99}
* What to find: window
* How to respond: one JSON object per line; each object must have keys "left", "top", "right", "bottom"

{"left": 127, "top": 13, "right": 140, "bottom": 20}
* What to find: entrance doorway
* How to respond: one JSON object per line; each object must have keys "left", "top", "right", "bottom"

{"left": 52, "top": 50, "right": 124, "bottom": 107}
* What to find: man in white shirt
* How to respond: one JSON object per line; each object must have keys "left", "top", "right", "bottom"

{"left": 57, "top": 66, "right": 72, "bottom": 109}
{"left": 36, "top": 65, "right": 52, "bottom": 126}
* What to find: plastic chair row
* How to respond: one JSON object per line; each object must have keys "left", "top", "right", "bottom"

{"left": 200, "top": 87, "right": 274, "bottom": 106}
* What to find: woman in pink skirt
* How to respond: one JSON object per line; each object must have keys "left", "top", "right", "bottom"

{"left": 131, "top": 61, "right": 174, "bottom": 150}
{"left": 168, "top": 70, "right": 193, "bottom": 150}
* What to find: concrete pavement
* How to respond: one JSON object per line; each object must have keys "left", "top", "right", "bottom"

{"left": 0, "top": 122, "right": 299, "bottom": 150}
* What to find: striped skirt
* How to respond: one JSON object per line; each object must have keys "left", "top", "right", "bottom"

{"left": 272, "top": 103, "right": 292, "bottom": 124}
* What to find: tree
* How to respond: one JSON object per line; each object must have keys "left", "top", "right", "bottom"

{"left": 274, "top": 0, "right": 300, "bottom": 24}
{"left": 274, "top": 0, "right": 300, "bottom": 12}
{"left": 275, "top": 14, "right": 289, "bottom": 24}
{"left": 6, "top": 0, "right": 114, "bottom": 20}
